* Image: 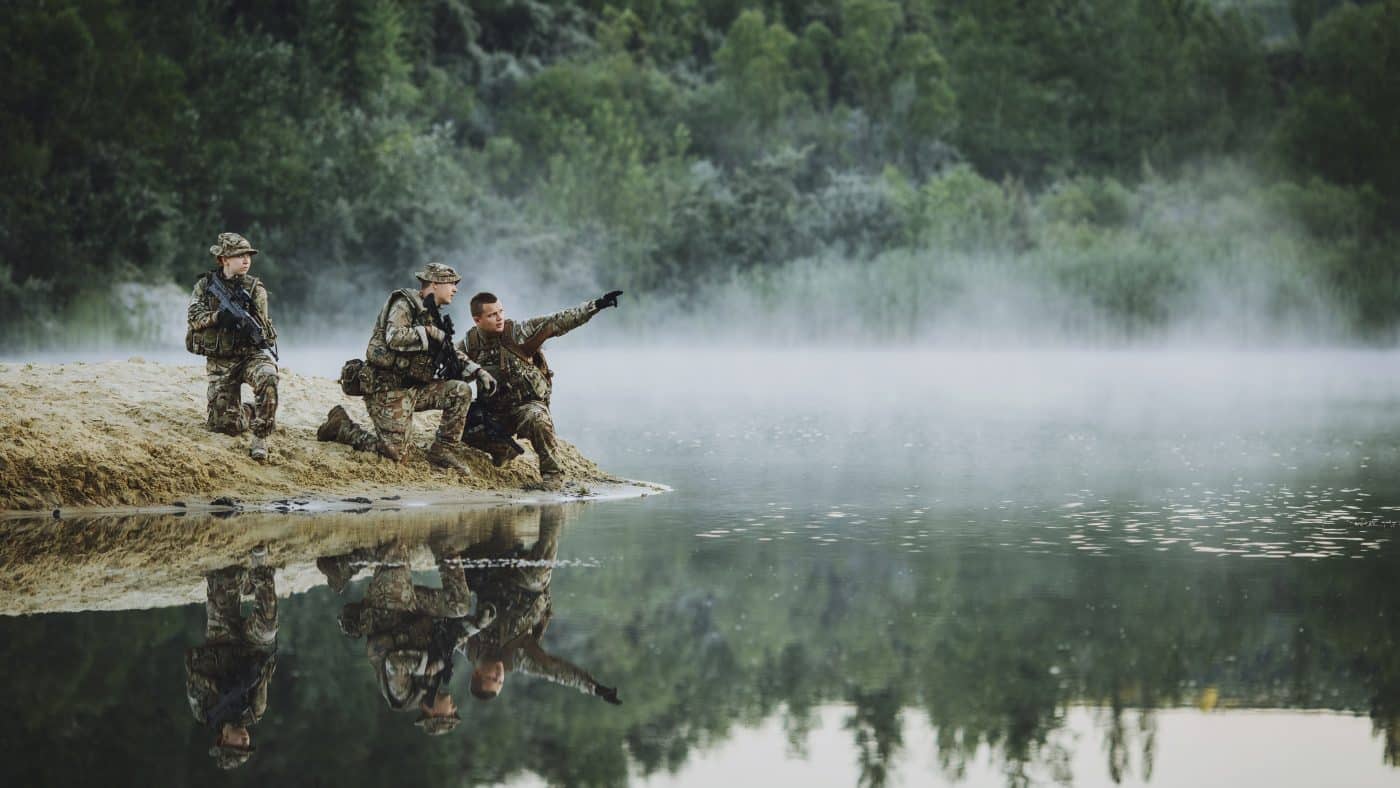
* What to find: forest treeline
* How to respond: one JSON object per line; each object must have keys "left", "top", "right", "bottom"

{"left": 2, "top": 0, "right": 1397, "bottom": 344}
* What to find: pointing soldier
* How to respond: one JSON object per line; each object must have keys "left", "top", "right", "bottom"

{"left": 186, "top": 232, "right": 279, "bottom": 461}
{"left": 317, "top": 263, "right": 496, "bottom": 472}
{"left": 459, "top": 289, "right": 622, "bottom": 489}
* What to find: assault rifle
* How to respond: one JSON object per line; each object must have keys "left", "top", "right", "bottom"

{"left": 207, "top": 275, "right": 278, "bottom": 361}
{"left": 466, "top": 395, "right": 525, "bottom": 458}
{"left": 423, "top": 295, "right": 465, "bottom": 381}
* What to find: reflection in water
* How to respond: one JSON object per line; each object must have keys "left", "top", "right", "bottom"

{"left": 330, "top": 538, "right": 490, "bottom": 736}
{"left": 184, "top": 551, "right": 278, "bottom": 770}
{"left": 0, "top": 498, "right": 1397, "bottom": 785}
{"left": 460, "top": 506, "right": 621, "bottom": 705}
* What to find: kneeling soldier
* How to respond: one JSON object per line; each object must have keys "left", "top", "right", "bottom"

{"left": 318, "top": 263, "right": 495, "bottom": 472}
{"left": 186, "top": 232, "right": 279, "bottom": 461}
{"left": 459, "top": 289, "right": 622, "bottom": 489}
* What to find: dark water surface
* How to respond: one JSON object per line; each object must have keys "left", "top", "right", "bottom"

{"left": 2, "top": 350, "right": 1398, "bottom": 786}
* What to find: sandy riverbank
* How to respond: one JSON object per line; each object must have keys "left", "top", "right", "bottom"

{"left": 0, "top": 359, "right": 657, "bottom": 511}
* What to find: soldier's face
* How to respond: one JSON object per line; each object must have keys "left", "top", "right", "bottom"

{"left": 218, "top": 724, "right": 251, "bottom": 749}
{"left": 426, "top": 281, "right": 458, "bottom": 305}
{"left": 475, "top": 301, "right": 506, "bottom": 334}
{"left": 219, "top": 254, "right": 251, "bottom": 277}
{"left": 474, "top": 660, "right": 506, "bottom": 694}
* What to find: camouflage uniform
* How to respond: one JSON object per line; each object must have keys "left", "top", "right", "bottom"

{"left": 463, "top": 506, "right": 613, "bottom": 698}
{"left": 337, "top": 541, "right": 487, "bottom": 713}
{"left": 186, "top": 233, "right": 278, "bottom": 439}
{"left": 326, "top": 264, "right": 478, "bottom": 461}
{"left": 185, "top": 565, "right": 278, "bottom": 732}
{"left": 458, "top": 301, "right": 598, "bottom": 476}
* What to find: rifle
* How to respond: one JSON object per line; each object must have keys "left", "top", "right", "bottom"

{"left": 207, "top": 275, "right": 278, "bottom": 361}
{"left": 423, "top": 295, "right": 466, "bottom": 381}
{"left": 205, "top": 652, "right": 272, "bottom": 730}
{"left": 466, "top": 395, "right": 525, "bottom": 457}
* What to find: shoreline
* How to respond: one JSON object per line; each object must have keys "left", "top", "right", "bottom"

{"left": 0, "top": 359, "right": 664, "bottom": 512}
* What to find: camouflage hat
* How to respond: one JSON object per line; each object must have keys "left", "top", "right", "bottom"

{"left": 209, "top": 743, "right": 255, "bottom": 770}
{"left": 415, "top": 711, "right": 462, "bottom": 736}
{"left": 209, "top": 232, "right": 258, "bottom": 259}
{"left": 415, "top": 262, "right": 461, "bottom": 284}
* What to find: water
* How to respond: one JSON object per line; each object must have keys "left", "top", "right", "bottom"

{"left": 2, "top": 350, "right": 1398, "bottom": 786}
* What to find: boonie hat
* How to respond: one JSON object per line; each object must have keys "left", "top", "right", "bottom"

{"left": 209, "top": 232, "right": 258, "bottom": 258}
{"left": 415, "top": 262, "right": 461, "bottom": 284}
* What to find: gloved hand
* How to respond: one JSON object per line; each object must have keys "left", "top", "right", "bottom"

{"left": 593, "top": 290, "right": 623, "bottom": 310}
{"left": 214, "top": 309, "right": 238, "bottom": 330}
{"left": 473, "top": 366, "right": 498, "bottom": 396}
{"left": 594, "top": 684, "right": 621, "bottom": 705}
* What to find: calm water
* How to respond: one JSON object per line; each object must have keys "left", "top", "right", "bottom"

{"left": 2, "top": 350, "right": 1398, "bottom": 786}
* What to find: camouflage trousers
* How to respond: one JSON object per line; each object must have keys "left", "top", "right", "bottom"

{"left": 336, "top": 380, "right": 471, "bottom": 457}
{"left": 363, "top": 541, "right": 471, "bottom": 619}
{"left": 206, "top": 355, "right": 278, "bottom": 438}
{"left": 205, "top": 566, "right": 278, "bottom": 648}
{"left": 464, "top": 401, "right": 561, "bottom": 474}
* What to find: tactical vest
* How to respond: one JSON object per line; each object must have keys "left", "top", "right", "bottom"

{"left": 186, "top": 273, "right": 275, "bottom": 358}
{"left": 465, "top": 320, "right": 553, "bottom": 407}
{"left": 364, "top": 289, "right": 437, "bottom": 387}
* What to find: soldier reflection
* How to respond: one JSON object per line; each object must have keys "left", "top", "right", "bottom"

{"left": 462, "top": 505, "right": 621, "bottom": 705}
{"left": 185, "top": 547, "right": 278, "bottom": 770}
{"left": 329, "top": 538, "right": 494, "bottom": 735}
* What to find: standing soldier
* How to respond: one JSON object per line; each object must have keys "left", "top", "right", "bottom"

{"left": 316, "top": 263, "right": 496, "bottom": 472}
{"left": 459, "top": 289, "right": 622, "bottom": 489}
{"left": 186, "top": 232, "right": 279, "bottom": 461}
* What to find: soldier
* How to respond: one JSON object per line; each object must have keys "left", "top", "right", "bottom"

{"left": 185, "top": 549, "right": 278, "bottom": 770}
{"left": 459, "top": 289, "right": 623, "bottom": 489}
{"left": 186, "top": 232, "right": 279, "bottom": 460}
{"left": 317, "top": 263, "right": 496, "bottom": 472}
{"left": 463, "top": 506, "right": 620, "bottom": 705}
{"left": 334, "top": 540, "right": 494, "bottom": 735}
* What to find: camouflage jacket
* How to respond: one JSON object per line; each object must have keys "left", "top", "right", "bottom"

{"left": 459, "top": 301, "right": 597, "bottom": 408}
{"left": 185, "top": 644, "right": 277, "bottom": 729}
{"left": 186, "top": 272, "right": 276, "bottom": 359}
{"left": 364, "top": 289, "right": 442, "bottom": 389}
{"left": 463, "top": 563, "right": 602, "bottom": 697}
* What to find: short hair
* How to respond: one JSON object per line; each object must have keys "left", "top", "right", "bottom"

{"left": 470, "top": 292, "right": 499, "bottom": 318}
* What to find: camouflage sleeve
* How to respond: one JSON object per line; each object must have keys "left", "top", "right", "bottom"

{"left": 252, "top": 283, "right": 277, "bottom": 342}
{"left": 516, "top": 301, "right": 599, "bottom": 342}
{"left": 185, "top": 672, "right": 218, "bottom": 723}
{"left": 385, "top": 298, "right": 430, "bottom": 351}
{"left": 516, "top": 638, "right": 601, "bottom": 696}
{"left": 187, "top": 277, "right": 217, "bottom": 330}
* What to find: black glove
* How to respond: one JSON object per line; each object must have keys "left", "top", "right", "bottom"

{"left": 215, "top": 309, "right": 238, "bottom": 330}
{"left": 593, "top": 290, "right": 623, "bottom": 310}
{"left": 594, "top": 684, "right": 621, "bottom": 705}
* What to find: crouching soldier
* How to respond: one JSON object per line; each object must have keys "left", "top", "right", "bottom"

{"left": 186, "top": 232, "right": 279, "bottom": 460}
{"left": 317, "top": 263, "right": 496, "bottom": 472}
{"left": 459, "top": 289, "right": 622, "bottom": 489}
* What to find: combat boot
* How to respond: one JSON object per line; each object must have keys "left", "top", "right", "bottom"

{"left": 317, "top": 555, "right": 357, "bottom": 594}
{"left": 317, "top": 406, "right": 349, "bottom": 442}
{"left": 249, "top": 434, "right": 269, "bottom": 461}
{"left": 540, "top": 470, "right": 565, "bottom": 491}
{"left": 427, "top": 438, "right": 473, "bottom": 475}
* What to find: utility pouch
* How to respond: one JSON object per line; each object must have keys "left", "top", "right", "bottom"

{"left": 339, "top": 359, "right": 366, "bottom": 397}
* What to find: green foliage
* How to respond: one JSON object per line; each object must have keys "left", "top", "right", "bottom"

{"left": 0, "top": 0, "right": 1397, "bottom": 346}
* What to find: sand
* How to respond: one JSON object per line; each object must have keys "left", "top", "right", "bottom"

{"left": 0, "top": 502, "right": 588, "bottom": 615}
{"left": 0, "top": 359, "right": 647, "bottom": 511}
